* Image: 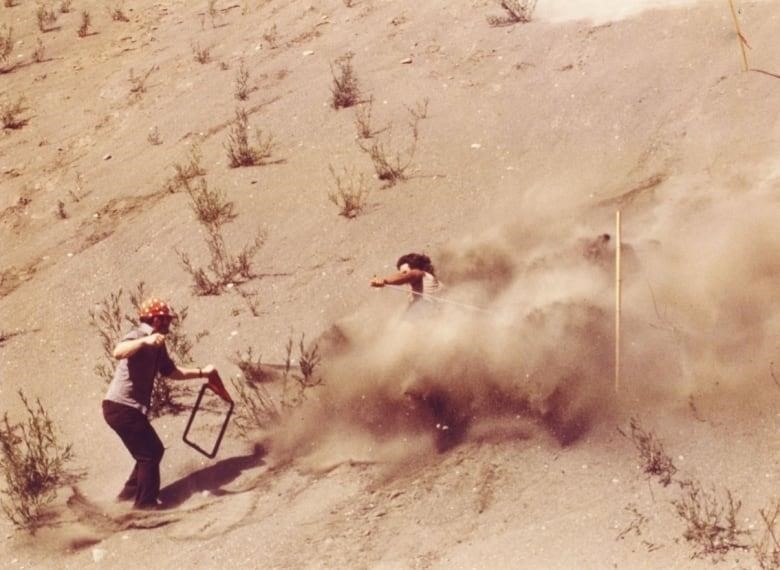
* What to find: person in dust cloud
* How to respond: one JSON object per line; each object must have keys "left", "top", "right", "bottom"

{"left": 370, "top": 253, "right": 467, "bottom": 450}
{"left": 102, "top": 298, "right": 230, "bottom": 510}
{"left": 369, "top": 252, "right": 442, "bottom": 319}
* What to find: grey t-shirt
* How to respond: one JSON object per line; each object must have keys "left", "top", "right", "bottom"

{"left": 104, "top": 323, "right": 176, "bottom": 415}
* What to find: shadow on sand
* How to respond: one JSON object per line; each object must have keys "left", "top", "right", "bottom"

{"left": 159, "top": 444, "right": 266, "bottom": 508}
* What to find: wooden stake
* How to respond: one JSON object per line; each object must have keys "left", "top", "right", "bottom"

{"left": 728, "top": 0, "right": 749, "bottom": 72}
{"left": 615, "top": 210, "right": 622, "bottom": 393}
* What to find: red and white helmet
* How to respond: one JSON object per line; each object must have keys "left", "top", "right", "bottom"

{"left": 138, "top": 298, "right": 175, "bottom": 320}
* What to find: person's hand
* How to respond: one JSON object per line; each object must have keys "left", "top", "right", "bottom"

{"left": 206, "top": 369, "right": 233, "bottom": 403}
{"left": 370, "top": 277, "right": 385, "bottom": 288}
{"left": 144, "top": 333, "right": 166, "bottom": 347}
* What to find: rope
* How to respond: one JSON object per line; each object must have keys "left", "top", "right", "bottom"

{"left": 382, "top": 283, "right": 499, "bottom": 316}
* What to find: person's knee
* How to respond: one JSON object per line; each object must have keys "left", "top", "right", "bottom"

{"left": 137, "top": 440, "right": 164, "bottom": 463}
{"left": 152, "top": 441, "right": 164, "bottom": 462}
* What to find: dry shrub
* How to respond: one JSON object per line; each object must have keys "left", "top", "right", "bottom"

{"left": 58, "top": 0, "right": 71, "bottom": 12}
{"left": 147, "top": 126, "right": 162, "bottom": 145}
{"left": 328, "top": 164, "right": 368, "bottom": 218}
{"left": 232, "top": 347, "right": 267, "bottom": 384}
{"left": 128, "top": 65, "right": 157, "bottom": 100}
{"left": 230, "top": 334, "right": 323, "bottom": 437}
{"left": 32, "top": 37, "right": 46, "bottom": 63}
{"left": 186, "top": 178, "right": 236, "bottom": 227}
{"left": 754, "top": 500, "right": 780, "bottom": 569}
{"left": 487, "top": 0, "right": 537, "bottom": 26}
{"left": 109, "top": 6, "right": 129, "bottom": 21}
{"left": 36, "top": 4, "right": 58, "bottom": 32}
{"left": 225, "top": 107, "right": 275, "bottom": 168}
{"left": 354, "top": 96, "right": 387, "bottom": 139}
{"left": 1, "top": 97, "right": 29, "bottom": 130}
{"left": 0, "top": 25, "right": 14, "bottom": 72}
{"left": 177, "top": 179, "right": 264, "bottom": 295}
{"left": 234, "top": 59, "right": 250, "bottom": 100}
{"left": 672, "top": 479, "right": 750, "bottom": 561}
{"left": 620, "top": 417, "right": 677, "bottom": 486}
{"left": 163, "top": 145, "right": 206, "bottom": 192}
{"left": 76, "top": 10, "right": 91, "bottom": 37}
{"left": 330, "top": 52, "right": 360, "bottom": 109}
{"left": 192, "top": 41, "right": 212, "bottom": 64}
{"left": 356, "top": 98, "right": 427, "bottom": 186}
{"left": 5, "top": 0, "right": 18, "bottom": 7}
{"left": 262, "top": 23, "right": 278, "bottom": 49}
{"left": 0, "top": 391, "right": 74, "bottom": 530}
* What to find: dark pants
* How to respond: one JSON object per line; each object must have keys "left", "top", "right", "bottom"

{"left": 102, "top": 400, "right": 164, "bottom": 509}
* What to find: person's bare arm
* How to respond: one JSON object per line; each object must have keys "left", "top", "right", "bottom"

{"left": 166, "top": 364, "right": 232, "bottom": 402}
{"left": 167, "top": 364, "right": 215, "bottom": 381}
{"left": 112, "top": 333, "right": 165, "bottom": 359}
{"left": 370, "top": 268, "right": 425, "bottom": 287}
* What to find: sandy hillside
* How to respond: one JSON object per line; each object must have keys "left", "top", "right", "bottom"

{"left": 1, "top": 0, "right": 779, "bottom": 568}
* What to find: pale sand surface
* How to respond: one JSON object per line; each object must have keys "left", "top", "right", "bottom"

{"left": 1, "top": 1, "right": 779, "bottom": 568}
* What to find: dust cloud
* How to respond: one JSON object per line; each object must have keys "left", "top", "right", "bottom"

{"left": 267, "top": 171, "right": 779, "bottom": 465}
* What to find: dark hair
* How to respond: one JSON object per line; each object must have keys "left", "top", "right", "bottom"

{"left": 396, "top": 253, "right": 435, "bottom": 275}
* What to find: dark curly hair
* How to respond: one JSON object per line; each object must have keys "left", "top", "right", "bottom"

{"left": 396, "top": 253, "right": 435, "bottom": 276}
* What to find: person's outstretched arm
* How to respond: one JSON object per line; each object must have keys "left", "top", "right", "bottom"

{"left": 370, "top": 268, "right": 425, "bottom": 287}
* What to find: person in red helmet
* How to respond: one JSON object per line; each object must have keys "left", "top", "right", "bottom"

{"left": 102, "top": 297, "right": 229, "bottom": 510}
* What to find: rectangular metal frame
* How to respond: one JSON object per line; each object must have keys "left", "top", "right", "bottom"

{"left": 182, "top": 383, "right": 234, "bottom": 459}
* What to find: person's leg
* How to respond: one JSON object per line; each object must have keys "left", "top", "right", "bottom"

{"left": 102, "top": 401, "right": 165, "bottom": 508}
{"left": 116, "top": 463, "right": 139, "bottom": 501}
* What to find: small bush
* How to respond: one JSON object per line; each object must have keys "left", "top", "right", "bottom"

{"left": 187, "top": 178, "right": 236, "bottom": 227}
{"left": 487, "top": 0, "right": 537, "bottom": 26}
{"left": 108, "top": 6, "right": 129, "bottom": 21}
{"left": 234, "top": 59, "right": 250, "bottom": 100}
{"left": 76, "top": 10, "right": 91, "bottom": 37}
{"left": 192, "top": 42, "right": 212, "bottom": 64}
{"left": 32, "top": 37, "right": 46, "bottom": 63}
{"left": 230, "top": 334, "right": 323, "bottom": 437}
{"left": 225, "top": 107, "right": 275, "bottom": 168}
{"left": 0, "top": 391, "right": 74, "bottom": 530}
{"left": 230, "top": 377, "right": 280, "bottom": 437}
{"left": 1, "top": 97, "right": 29, "bottom": 130}
{"left": 177, "top": 180, "right": 264, "bottom": 295}
{"left": 178, "top": 233, "right": 264, "bottom": 296}
{"left": 672, "top": 479, "right": 750, "bottom": 561}
{"left": 262, "top": 24, "right": 278, "bottom": 49}
{"left": 128, "top": 65, "right": 157, "bottom": 100}
{"left": 231, "top": 347, "right": 267, "bottom": 384}
{"left": 328, "top": 164, "right": 368, "bottom": 218}
{"left": 354, "top": 96, "right": 387, "bottom": 139}
{"left": 58, "top": 0, "right": 71, "bottom": 13}
{"left": 163, "top": 144, "right": 206, "bottom": 192}
{"left": 0, "top": 25, "right": 14, "bottom": 71}
{"left": 754, "top": 500, "right": 780, "bottom": 569}
{"left": 4, "top": 0, "right": 18, "bottom": 7}
{"left": 36, "top": 4, "right": 58, "bottom": 33}
{"left": 147, "top": 126, "right": 162, "bottom": 145}
{"left": 620, "top": 417, "right": 677, "bottom": 486}
{"left": 487, "top": 0, "right": 536, "bottom": 27}
{"left": 330, "top": 52, "right": 360, "bottom": 109}
{"left": 356, "top": 98, "right": 427, "bottom": 186}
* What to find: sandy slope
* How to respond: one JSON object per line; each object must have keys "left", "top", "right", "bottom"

{"left": 1, "top": 0, "right": 779, "bottom": 568}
